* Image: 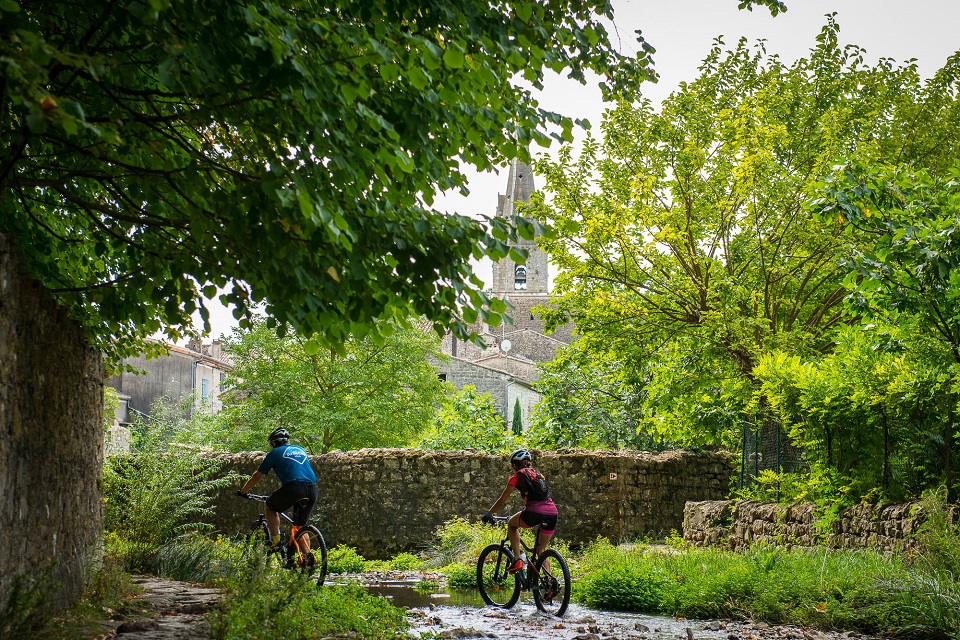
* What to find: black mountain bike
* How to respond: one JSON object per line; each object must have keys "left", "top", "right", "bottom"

{"left": 240, "top": 493, "right": 328, "bottom": 586}
{"left": 476, "top": 515, "right": 571, "bottom": 616}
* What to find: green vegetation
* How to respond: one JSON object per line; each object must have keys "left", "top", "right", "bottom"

{"left": 528, "top": 18, "right": 960, "bottom": 501}
{"left": 415, "top": 386, "right": 522, "bottom": 454}
{"left": 573, "top": 536, "right": 960, "bottom": 639}
{"left": 212, "top": 555, "right": 407, "bottom": 640}
{"left": 213, "top": 319, "right": 447, "bottom": 453}
{"left": 103, "top": 400, "right": 235, "bottom": 572}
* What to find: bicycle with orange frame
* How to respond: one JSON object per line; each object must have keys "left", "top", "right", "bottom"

{"left": 240, "top": 493, "right": 328, "bottom": 586}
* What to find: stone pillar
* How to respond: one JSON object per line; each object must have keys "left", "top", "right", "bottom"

{"left": 0, "top": 233, "right": 104, "bottom": 611}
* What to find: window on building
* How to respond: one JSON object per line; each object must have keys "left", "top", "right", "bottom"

{"left": 514, "top": 266, "right": 527, "bottom": 291}
{"left": 220, "top": 372, "right": 228, "bottom": 391}
{"left": 438, "top": 373, "right": 447, "bottom": 382}
{"left": 201, "top": 378, "right": 210, "bottom": 401}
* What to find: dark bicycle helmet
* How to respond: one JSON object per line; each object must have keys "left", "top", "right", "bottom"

{"left": 268, "top": 427, "right": 290, "bottom": 446}
{"left": 510, "top": 449, "right": 532, "bottom": 466}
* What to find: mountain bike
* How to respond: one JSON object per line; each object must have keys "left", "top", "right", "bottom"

{"left": 476, "top": 515, "right": 571, "bottom": 616}
{"left": 240, "top": 493, "right": 328, "bottom": 586}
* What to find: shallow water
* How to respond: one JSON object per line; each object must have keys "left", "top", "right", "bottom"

{"left": 367, "top": 579, "right": 731, "bottom": 639}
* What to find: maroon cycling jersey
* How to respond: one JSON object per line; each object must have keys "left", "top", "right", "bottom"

{"left": 508, "top": 470, "right": 559, "bottom": 515}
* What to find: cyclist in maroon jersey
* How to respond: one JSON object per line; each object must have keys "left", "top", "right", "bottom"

{"left": 483, "top": 449, "right": 559, "bottom": 573}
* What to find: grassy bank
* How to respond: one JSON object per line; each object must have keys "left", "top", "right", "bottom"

{"left": 419, "top": 497, "right": 960, "bottom": 640}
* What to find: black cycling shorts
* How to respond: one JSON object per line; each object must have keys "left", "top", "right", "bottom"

{"left": 519, "top": 511, "right": 558, "bottom": 534}
{"left": 266, "top": 481, "right": 318, "bottom": 526}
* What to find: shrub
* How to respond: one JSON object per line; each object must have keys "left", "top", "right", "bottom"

{"left": 327, "top": 545, "right": 368, "bottom": 574}
{"left": 387, "top": 552, "right": 423, "bottom": 571}
{"left": 211, "top": 560, "right": 407, "bottom": 640}
{"left": 441, "top": 562, "right": 477, "bottom": 589}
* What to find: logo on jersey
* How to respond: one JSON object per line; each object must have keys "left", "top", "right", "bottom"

{"left": 282, "top": 446, "right": 309, "bottom": 465}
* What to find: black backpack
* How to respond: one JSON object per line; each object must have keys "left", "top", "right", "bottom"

{"left": 517, "top": 467, "right": 550, "bottom": 501}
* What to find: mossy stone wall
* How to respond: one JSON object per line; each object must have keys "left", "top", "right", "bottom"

{"left": 207, "top": 448, "right": 733, "bottom": 558}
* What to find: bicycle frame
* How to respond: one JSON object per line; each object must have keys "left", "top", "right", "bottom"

{"left": 492, "top": 515, "right": 543, "bottom": 588}
{"left": 245, "top": 493, "right": 307, "bottom": 548}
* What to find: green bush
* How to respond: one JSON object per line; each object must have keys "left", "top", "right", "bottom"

{"left": 103, "top": 398, "right": 237, "bottom": 555}
{"left": 441, "top": 562, "right": 477, "bottom": 589}
{"left": 211, "top": 560, "right": 406, "bottom": 640}
{"left": 387, "top": 552, "right": 423, "bottom": 571}
{"left": 422, "top": 517, "right": 503, "bottom": 568}
{"left": 327, "top": 545, "right": 368, "bottom": 574}
{"left": 577, "top": 563, "right": 669, "bottom": 612}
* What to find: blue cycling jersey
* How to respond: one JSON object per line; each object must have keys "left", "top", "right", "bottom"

{"left": 258, "top": 444, "right": 318, "bottom": 485}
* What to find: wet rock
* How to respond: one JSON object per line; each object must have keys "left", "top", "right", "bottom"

{"left": 439, "top": 628, "right": 487, "bottom": 638}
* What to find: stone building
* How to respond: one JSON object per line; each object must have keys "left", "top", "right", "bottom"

{"left": 434, "top": 160, "right": 574, "bottom": 429}
{"left": 106, "top": 338, "right": 233, "bottom": 423}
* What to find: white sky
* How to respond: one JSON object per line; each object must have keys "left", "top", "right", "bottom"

{"left": 197, "top": 0, "right": 960, "bottom": 341}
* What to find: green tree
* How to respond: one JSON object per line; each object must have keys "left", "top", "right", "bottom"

{"left": 215, "top": 319, "right": 447, "bottom": 452}
{"left": 530, "top": 19, "right": 960, "bottom": 445}
{"left": 511, "top": 398, "right": 523, "bottom": 436}
{"left": 809, "top": 161, "right": 960, "bottom": 496}
{"left": 755, "top": 324, "right": 958, "bottom": 500}
{"left": 0, "top": 0, "right": 666, "bottom": 360}
{"left": 416, "top": 385, "right": 519, "bottom": 453}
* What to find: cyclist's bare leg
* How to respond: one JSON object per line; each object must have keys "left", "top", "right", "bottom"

{"left": 534, "top": 530, "right": 554, "bottom": 571}
{"left": 507, "top": 511, "right": 524, "bottom": 559}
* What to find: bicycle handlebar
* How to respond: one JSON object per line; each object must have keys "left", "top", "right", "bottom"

{"left": 239, "top": 492, "right": 269, "bottom": 502}
{"left": 485, "top": 515, "right": 511, "bottom": 525}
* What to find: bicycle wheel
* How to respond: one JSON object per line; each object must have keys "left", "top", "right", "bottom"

{"left": 241, "top": 521, "right": 271, "bottom": 560}
{"left": 476, "top": 544, "right": 520, "bottom": 608}
{"left": 291, "top": 525, "right": 328, "bottom": 586}
{"left": 532, "top": 549, "right": 571, "bottom": 616}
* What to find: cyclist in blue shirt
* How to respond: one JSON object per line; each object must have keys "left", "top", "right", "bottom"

{"left": 238, "top": 427, "right": 318, "bottom": 549}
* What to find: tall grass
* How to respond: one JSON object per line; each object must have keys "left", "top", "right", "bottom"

{"left": 211, "top": 553, "right": 407, "bottom": 640}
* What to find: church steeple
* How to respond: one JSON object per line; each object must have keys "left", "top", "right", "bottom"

{"left": 490, "top": 159, "right": 548, "bottom": 294}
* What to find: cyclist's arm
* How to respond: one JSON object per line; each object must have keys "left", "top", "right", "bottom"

{"left": 239, "top": 470, "right": 264, "bottom": 495}
{"left": 487, "top": 483, "right": 516, "bottom": 514}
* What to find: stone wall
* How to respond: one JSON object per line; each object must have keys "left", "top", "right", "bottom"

{"left": 0, "top": 233, "right": 104, "bottom": 610}
{"left": 683, "top": 500, "right": 938, "bottom": 552}
{"left": 207, "top": 448, "right": 733, "bottom": 558}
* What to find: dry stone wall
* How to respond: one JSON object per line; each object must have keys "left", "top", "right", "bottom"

{"left": 207, "top": 448, "right": 732, "bottom": 558}
{"left": 0, "top": 233, "right": 104, "bottom": 611}
{"left": 684, "top": 500, "right": 938, "bottom": 552}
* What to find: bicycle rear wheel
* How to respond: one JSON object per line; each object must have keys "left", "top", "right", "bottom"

{"left": 476, "top": 544, "right": 520, "bottom": 608}
{"left": 532, "top": 549, "right": 570, "bottom": 616}
{"left": 291, "top": 525, "right": 328, "bottom": 586}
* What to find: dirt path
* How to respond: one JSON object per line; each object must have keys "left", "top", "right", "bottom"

{"left": 99, "top": 576, "right": 220, "bottom": 640}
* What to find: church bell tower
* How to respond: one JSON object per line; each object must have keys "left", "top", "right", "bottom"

{"left": 490, "top": 159, "right": 549, "bottom": 295}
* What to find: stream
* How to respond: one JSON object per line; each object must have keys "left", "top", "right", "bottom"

{"left": 363, "top": 575, "right": 878, "bottom": 640}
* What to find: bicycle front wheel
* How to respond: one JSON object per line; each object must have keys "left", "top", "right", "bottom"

{"left": 242, "top": 520, "right": 286, "bottom": 571}
{"left": 476, "top": 544, "right": 520, "bottom": 608}
{"left": 532, "top": 549, "right": 571, "bottom": 616}
{"left": 291, "top": 525, "right": 328, "bottom": 586}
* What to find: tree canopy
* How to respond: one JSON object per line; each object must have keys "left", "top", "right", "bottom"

{"left": 0, "top": 0, "right": 663, "bottom": 359}
{"left": 529, "top": 19, "right": 960, "bottom": 446}
{"left": 215, "top": 319, "right": 447, "bottom": 452}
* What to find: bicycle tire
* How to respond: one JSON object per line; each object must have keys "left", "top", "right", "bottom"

{"left": 241, "top": 521, "right": 271, "bottom": 560}
{"left": 532, "top": 549, "right": 571, "bottom": 616}
{"left": 291, "top": 525, "right": 328, "bottom": 586}
{"left": 476, "top": 543, "right": 520, "bottom": 608}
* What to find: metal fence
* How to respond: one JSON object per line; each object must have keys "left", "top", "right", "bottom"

{"left": 739, "top": 411, "right": 805, "bottom": 499}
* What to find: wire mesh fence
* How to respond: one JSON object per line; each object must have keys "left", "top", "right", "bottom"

{"left": 739, "top": 411, "right": 805, "bottom": 500}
